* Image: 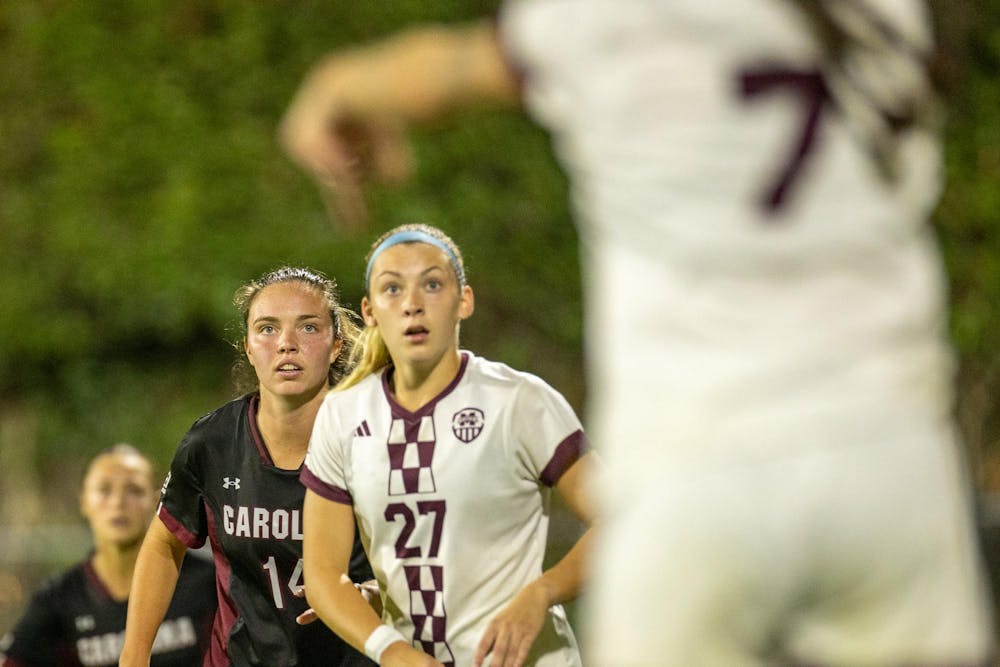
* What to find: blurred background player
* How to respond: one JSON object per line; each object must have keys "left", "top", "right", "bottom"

{"left": 301, "top": 224, "right": 595, "bottom": 667}
{"left": 279, "top": 1, "right": 995, "bottom": 664}
{"left": 120, "top": 267, "right": 373, "bottom": 666}
{"left": 0, "top": 444, "right": 215, "bottom": 666}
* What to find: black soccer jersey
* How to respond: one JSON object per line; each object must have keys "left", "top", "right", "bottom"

{"left": 158, "top": 393, "right": 373, "bottom": 667}
{"left": 0, "top": 553, "right": 215, "bottom": 667}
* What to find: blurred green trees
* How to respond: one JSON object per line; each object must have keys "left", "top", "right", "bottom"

{"left": 0, "top": 0, "right": 580, "bottom": 515}
{"left": 0, "top": 0, "right": 997, "bottom": 519}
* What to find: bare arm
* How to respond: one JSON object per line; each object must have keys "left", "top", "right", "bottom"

{"left": 474, "top": 453, "right": 598, "bottom": 667}
{"left": 302, "top": 490, "right": 442, "bottom": 666}
{"left": 119, "top": 517, "right": 188, "bottom": 666}
{"left": 279, "top": 20, "right": 521, "bottom": 227}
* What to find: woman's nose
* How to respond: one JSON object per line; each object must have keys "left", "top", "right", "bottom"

{"left": 278, "top": 330, "right": 299, "bottom": 352}
{"left": 402, "top": 291, "right": 424, "bottom": 315}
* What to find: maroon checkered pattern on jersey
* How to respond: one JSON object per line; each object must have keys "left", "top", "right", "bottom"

{"left": 405, "top": 564, "right": 455, "bottom": 666}
{"left": 387, "top": 415, "right": 438, "bottom": 496}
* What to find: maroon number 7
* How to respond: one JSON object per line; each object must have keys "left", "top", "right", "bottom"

{"left": 738, "top": 67, "right": 829, "bottom": 215}
{"left": 385, "top": 500, "right": 446, "bottom": 559}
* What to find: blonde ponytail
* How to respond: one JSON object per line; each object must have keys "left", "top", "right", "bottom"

{"left": 336, "top": 326, "right": 392, "bottom": 391}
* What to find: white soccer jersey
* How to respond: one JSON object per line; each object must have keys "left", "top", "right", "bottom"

{"left": 302, "top": 352, "right": 585, "bottom": 667}
{"left": 499, "top": 1, "right": 994, "bottom": 664}
{"left": 500, "top": 0, "right": 953, "bottom": 499}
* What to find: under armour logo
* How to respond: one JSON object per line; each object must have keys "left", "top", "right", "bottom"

{"left": 223, "top": 477, "right": 241, "bottom": 489}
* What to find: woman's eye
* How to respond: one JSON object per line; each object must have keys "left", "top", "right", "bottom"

{"left": 259, "top": 325, "right": 275, "bottom": 334}
{"left": 303, "top": 323, "right": 318, "bottom": 333}
{"left": 385, "top": 284, "right": 400, "bottom": 295}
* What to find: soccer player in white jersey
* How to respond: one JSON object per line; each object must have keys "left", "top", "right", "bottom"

{"left": 281, "top": 2, "right": 995, "bottom": 664}
{"left": 301, "top": 223, "right": 595, "bottom": 667}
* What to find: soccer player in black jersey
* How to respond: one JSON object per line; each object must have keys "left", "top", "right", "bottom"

{"left": 120, "top": 267, "right": 373, "bottom": 667}
{"left": 0, "top": 444, "right": 216, "bottom": 667}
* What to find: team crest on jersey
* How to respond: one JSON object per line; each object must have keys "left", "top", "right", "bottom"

{"left": 451, "top": 408, "right": 484, "bottom": 443}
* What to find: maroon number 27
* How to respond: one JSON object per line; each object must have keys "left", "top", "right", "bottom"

{"left": 385, "top": 500, "right": 446, "bottom": 559}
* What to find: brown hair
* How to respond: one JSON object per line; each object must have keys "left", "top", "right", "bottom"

{"left": 230, "top": 266, "right": 361, "bottom": 395}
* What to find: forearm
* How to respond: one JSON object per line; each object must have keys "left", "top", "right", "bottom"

{"left": 302, "top": 490, "right": 412, "bottom": 662}
{"left": 304, "top": 565, "right": 386, "bottom": 654}
{"left": 533, "top": 527, "right": 594, "bottom": 607}
{"left": 119, "top": 520, "right": 186, "bottom": 664}
{"left": 535, "top": 453, "right": 599, "bottom": 606}
{"left": 298, "top": 20, "right": 520, "bottom": 123}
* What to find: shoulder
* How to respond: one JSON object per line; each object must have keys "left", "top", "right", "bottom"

{"left": 324, "top": 373, "right": 383, "bottom": 409}
{"left": 188, "top": 394, "right": 251, "bottom": 433}
{"left": 463, "top": 351, "right": 553, "bottom": 395}
{"left": 25, "top": 561, "right": 87, "bottom": 609}
{"left": 176, "top": 394, "right": 252, "bottom": 456}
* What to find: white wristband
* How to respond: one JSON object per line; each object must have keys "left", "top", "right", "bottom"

{"left": 364, "top": 624, "right": 407, "bottom": 664}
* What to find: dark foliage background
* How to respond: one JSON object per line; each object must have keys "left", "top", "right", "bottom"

{"left": 0, "top": 0, "right": 996, "bottom": 632}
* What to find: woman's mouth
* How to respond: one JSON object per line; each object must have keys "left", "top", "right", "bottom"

{"left": 277, "top": 363, "right": 303, "bottom": 377}
{"left": 404, "top": 326, "right": 429, "bottom": 343}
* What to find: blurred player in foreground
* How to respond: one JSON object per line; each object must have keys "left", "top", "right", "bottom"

{"left": 0, "top": 444, "right": 215, "bottom": 666}
{"left": 120, "top": 267, "right": 373, "bottom": 666}
{"left": 301, "top": 223, "right": 595, "bottom": 667}
{"left": 280, "top": 1, "right": 995, "bottom": 664}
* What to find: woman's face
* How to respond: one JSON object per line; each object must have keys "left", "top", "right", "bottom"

{"left": 80, "top": 453, "right": 156, "bottom": 549}
{"left": 244, "top": 281, "right": 342, "bottom": 403}
{"left": 362, "top": 242, "right": 473, "bottom": 371}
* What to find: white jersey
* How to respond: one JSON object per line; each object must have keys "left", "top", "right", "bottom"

{"left": 501, "top": 0, "right": 952, "bottom": 502}
{"left": 302, "top": 352, "right": 585, "bottom": 667}
{"left": 500, "top": 1, "right": 993, "bottom": 664}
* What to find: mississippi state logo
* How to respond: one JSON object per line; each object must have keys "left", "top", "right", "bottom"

{"left": 451, "top": 408, "right": 484, "bottom": 443}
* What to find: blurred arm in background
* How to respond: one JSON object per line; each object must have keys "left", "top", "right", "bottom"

{"left": 279, "top": 19, "right": 519, "bottom": 228}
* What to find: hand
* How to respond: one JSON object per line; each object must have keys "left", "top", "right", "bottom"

{"left": 381, "top": 641, "right": 446, "bottom": 667}
{"left": 356, "top": 579, "right": 384, "bottom": 617}
{"left": 293, "top": 586, "right": 318, "bottom": 625}
{"left": 278, "top": 57, "right": 413, "bottom": 229}
{"left": 473, "top": 582, "right": 549, "bottom": 667}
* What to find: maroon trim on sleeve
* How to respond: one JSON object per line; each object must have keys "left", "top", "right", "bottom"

{"left": 300, "top": 464, "right": 354, "bottom": 505}
{"left": 539, "top": 430, "right": 588, "bottom": 487}
{"left": 158, "top": 504, "right": 205, "bottom": 549}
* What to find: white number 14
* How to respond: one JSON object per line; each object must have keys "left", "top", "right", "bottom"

{"left": 262, "top": 556, "right": 303, "bottom": 609}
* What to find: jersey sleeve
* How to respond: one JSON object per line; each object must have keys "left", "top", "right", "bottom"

{"left": 157, "top": 419, "right": 211, "bottom": 549}
{"left": 511, "top": 374, "right": 589, "bottom": 487}
{"left": 301, "top": 394, "right": 353, "bottom": 505}
{"left": 1, "top": 584, "right": 64, "bottom": 666}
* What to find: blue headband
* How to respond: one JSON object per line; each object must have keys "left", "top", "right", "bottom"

{"left": 364, "top": 230, "right": 465, "bottom": 291}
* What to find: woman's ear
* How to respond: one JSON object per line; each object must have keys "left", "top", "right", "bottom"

{"left": 361, "top": 296, "right": 378, "bottom": 328}
{"left": 329, "top": 338, "right": 344, "bottom": 365}
{"left": 458, "top": 285, "right": 475, "bottom": 321}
